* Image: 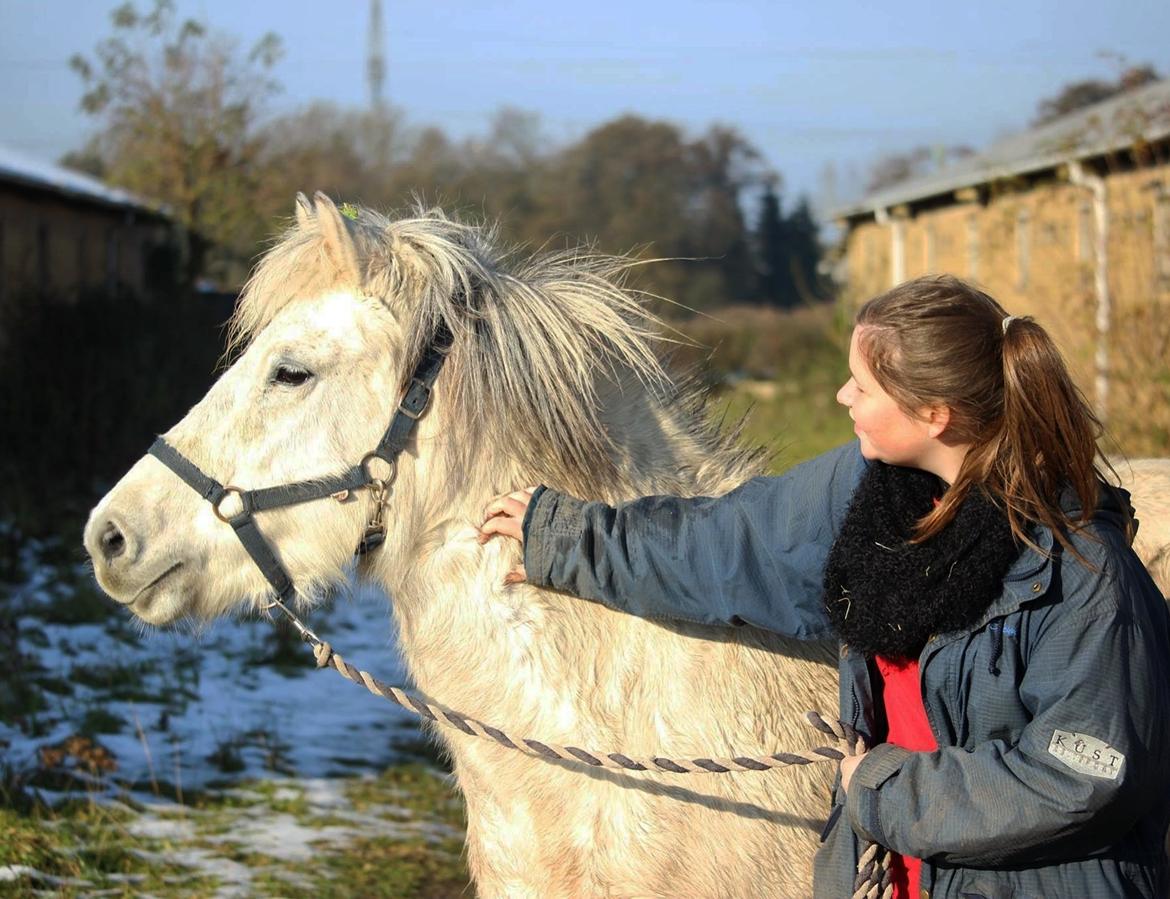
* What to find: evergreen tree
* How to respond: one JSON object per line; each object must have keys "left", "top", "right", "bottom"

{"left": 755, "top": 183, "right": 825, "bottom": 308}
{"left": 756, "top": 179, "right": 787, "bottom": 305}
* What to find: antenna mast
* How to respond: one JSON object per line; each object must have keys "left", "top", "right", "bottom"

{"left": 368, "top": 0, "right": 386, "bottom": 110}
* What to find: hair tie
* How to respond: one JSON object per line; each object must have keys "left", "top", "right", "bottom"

{"left": 1001, "top": 315, "right": 1021, "bottom": 334}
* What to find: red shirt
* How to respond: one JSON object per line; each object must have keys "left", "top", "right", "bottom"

{"left": 873, "top": 654, "right": 938, "bottom": 899}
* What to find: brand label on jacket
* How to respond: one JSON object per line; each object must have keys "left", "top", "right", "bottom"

{"left": 1047, "top": 730, "right": 1124, "bottom": 780}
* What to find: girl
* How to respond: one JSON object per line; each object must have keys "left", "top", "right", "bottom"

{"left": 479, "top": 275, "right": 1170, "bottom": 899}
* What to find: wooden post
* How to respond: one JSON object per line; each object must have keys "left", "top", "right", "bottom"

{"left": 1068, "top": 161, "right": 1110, "bottom": 422}
{"left": 876, "top": 207, "right": 906, "bottom": 286}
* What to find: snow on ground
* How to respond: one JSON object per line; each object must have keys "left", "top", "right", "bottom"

{"left": 1, "top": 534, "right": 468, "bottom": 895}
{"left": 2, "top": 548, "right": 423, "bottom": 792}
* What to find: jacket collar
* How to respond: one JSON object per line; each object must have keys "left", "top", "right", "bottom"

{"left": 926, "top": 525, "right": 1056, "bottom": 651}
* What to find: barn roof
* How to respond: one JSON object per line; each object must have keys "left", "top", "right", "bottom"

{"left": 835, "top": 78, "right": 1170, "bottom": 223}
{"left": 0, "top": 143, "right": 167, "bottom": 217}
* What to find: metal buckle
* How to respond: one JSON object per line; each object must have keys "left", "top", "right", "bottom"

{"left": 398, "top": 378, "right": 431, "bottom": 420}
{"left": 213, "top": 486, "right": 247, "bottom": 523}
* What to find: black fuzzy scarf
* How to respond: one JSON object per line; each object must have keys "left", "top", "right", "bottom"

{"left": 823, "top": 462, "right": 1022, "bottom": 660}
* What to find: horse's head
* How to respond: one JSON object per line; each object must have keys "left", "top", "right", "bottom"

{"left": 85, "top": 192, "right": 729, "bottom": 628}
{"left": 83, "top": 193, "right": 433, "bottom": 625}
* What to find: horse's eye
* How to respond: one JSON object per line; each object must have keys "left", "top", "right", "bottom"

{"left": 272, "top": 365, "right": 313, "bottom": 387}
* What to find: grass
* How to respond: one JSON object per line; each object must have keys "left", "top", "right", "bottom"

{"left": 35, "top": 578, "right": 118, "bottom": 627}
{"left": 242, "top": 619, "right": 320, "bottom": 673}
{"left": 0, "top": 763, "right": 471, "bottom": 898}
{"left": 306, "top": 836, "right": 470, "bottom": 899}
{"left": 717, "top": 380, "right": 856, "bottom": 474}
{"left": 78, "top": 708, "right": 126, "bottom": 736}
{"left": 67, "top": 659, "right": 167, "bottom": 704}
{"left": 0, "top": 543, "right": 166, "bottom": 743}
{"left": 671, "top": 302, "right": 856, "bottom": 471}
{"left": 207, "top": 737, "right": 247, "bottom": 775}
{"left": 343, "top": 764, "right": 465, "bottom": 827}
{"left": 0, "top": 798, "right": 219, "bottom": 897}
{"left": 0, "top": 537, "right": 472, "bottom": 897}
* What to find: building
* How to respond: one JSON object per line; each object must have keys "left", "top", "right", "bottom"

{"left": 0, "top": 144, "right": 173, "bottom": 305}
{"left": 834, "top": 80, "right": 1170, "bottom": 451}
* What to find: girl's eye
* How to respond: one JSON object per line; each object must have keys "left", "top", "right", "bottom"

{"left": 272, "top": 365, "right": 314, "bottom": 387}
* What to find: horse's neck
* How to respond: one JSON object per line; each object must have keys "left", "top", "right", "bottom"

{"left": 364, "top": 452, "right": 837, "bottom": 781}
{"left": 370, "top": 515, "right": 604, "bottom": 733}
{"left": 366, "top": 404, "right": 738, "bottom": 737}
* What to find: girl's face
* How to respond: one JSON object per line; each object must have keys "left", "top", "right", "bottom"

{"left": 836, "top": 327, "right": 938, "bottom": 469}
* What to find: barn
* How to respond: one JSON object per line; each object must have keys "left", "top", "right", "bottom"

{"left": 834, "top": 79, "right": 1170, "bottom": 452}
{"left": 0, "top": 144, "right": 173, "bottom": 306}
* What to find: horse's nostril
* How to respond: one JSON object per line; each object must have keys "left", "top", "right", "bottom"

{"left": 99, "top": 521, "right": 127, "bottom": 562}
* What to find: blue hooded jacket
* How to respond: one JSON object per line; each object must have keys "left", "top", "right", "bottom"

{"left": 523, "top": 441, "right": 1170, "bottom": 898}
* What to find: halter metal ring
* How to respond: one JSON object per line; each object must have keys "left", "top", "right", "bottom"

{"left": 361, "top": 452, "right": 398, "bottom": 486}
{"left": 213, "top": 486, "right": 247, "bottom": 523}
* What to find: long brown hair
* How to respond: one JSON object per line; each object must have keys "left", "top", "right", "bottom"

{"left": 855, "top": 274, "right": 1117, "bottom": 559}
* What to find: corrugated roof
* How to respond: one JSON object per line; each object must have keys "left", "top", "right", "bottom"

{"left": 0, "top": 143, "right": 166, "bottom": 216}
{"left": 835, "top": 78, "right": 1170, "bottom": 222}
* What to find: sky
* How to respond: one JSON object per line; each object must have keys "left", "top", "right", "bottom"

{"left": 2, "top": 0, "right": 1170, "bottom": 214}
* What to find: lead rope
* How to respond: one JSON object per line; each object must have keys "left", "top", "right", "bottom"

{"left": 267, "top": 597, "right": 892, "bottom": 897}
{"left": 853, "top": 841, "right": 893, "bottom": 899}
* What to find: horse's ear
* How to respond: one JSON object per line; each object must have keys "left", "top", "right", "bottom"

{"left": 313, "top": 192, "right": 362, "bottom": 287}
{"left": 294, "top": 192, "right": 314, "bottom": 229}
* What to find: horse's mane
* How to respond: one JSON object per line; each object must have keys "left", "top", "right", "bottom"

{"left": 230, "top": 198, "right": 763, "bottom": 499}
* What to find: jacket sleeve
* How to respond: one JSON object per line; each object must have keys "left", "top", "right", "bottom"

{"left": 845, "top": 547, "right": 1170, "bottom": 867}
{"left": 521, "top": 441, "right": 865, "bottom": 640}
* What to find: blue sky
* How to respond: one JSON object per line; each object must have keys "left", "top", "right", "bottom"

{"left": 2, "top": 0, "right": 1169, "bottom": 211}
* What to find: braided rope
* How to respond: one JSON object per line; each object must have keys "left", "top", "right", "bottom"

{"left": 313, "top": 641, "right": 859, "bottom": 773}
{"left": 852, "top": 839, "right": 894, "bottom": 899}
{"left": 308, "top": 636, "right": 894, "bottom": 895}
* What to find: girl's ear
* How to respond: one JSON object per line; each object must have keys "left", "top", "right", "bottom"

{"left": 925, "top": 404, "right": 952, "bottom": 439}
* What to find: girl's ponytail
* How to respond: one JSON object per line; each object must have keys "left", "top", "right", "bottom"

{"left": 994, "top": 315, "right": 1104, "bottom": 554}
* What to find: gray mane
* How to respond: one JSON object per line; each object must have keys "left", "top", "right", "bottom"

{"left": 231, "top": 202, "right": 763, "bottom": 499}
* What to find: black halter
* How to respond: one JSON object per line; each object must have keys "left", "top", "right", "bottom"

{"left": 148, "top": 323, "right": 453, "bottom": 604}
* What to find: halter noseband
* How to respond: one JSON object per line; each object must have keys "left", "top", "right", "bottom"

{"left": 148, "top": 322, "right": 453, "bottom": 606}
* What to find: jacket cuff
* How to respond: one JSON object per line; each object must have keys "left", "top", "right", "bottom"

{"left": 845, "top": 744, "right": 911, "bottom": 846}
{"left": 522, "top": 487, "right": 584, "bottom": 587}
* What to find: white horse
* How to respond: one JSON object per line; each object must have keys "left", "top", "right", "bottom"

{"left": 1119, "top": 459, "right": 1170, "bottom": 597}
{"left": 84, "top": 194, "right": 842, "bottom": 898}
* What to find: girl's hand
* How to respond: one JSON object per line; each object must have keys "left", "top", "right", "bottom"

{"left": 478, "top": 488, "right": 539, "bottom": 584}
{"left": 840, "top": 750, "right": 868, "bottom": 793}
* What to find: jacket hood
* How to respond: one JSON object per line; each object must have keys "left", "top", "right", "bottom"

{"left": 1062, "top": 479, "right": 1136, "bottom": 544}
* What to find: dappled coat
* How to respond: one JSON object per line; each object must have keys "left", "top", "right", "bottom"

{"left": 523, "top": 441, "right": 1170, "bottom": 898}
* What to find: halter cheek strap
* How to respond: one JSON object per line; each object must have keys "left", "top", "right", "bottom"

{"left": 148, "top": 322, "right": 453, "bottom": 603}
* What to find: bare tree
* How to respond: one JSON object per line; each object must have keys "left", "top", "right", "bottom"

{"left": 1032, "top": 64, "right": 1161, "bottom": 126}
{"left": 865, "top": 145, "right": 974, "bottom": 194}
{"left": 70, "top": 0, "right": 282, "bottom": 283}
